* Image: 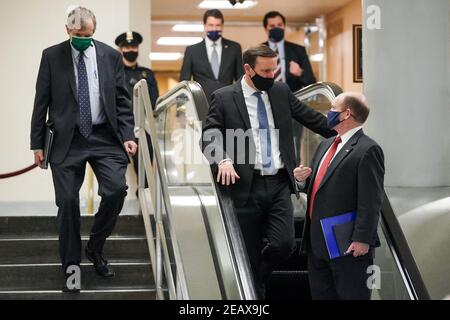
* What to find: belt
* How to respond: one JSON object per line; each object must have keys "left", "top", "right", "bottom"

{"left": 91, "top": 123, "right": 108, "bottom": 131}
{"left": 253, "top": 168, "right": 287, "bottom": 177}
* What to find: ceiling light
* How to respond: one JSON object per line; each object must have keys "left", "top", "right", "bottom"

{"left": 157, "top": 37, "right": 203, "bottom": 46}
{"left": 172, "top": 24, "right": 204, "bottom": 32}
{"left": 198, "top": 0, "right": 258, "bottom": 10}
{"left": 149, "top": 52, "right": 183, "bottom": 61}
{"left": 309, "top": 54, "right": 324, "bottom": 62}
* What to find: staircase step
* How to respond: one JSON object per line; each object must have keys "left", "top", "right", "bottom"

{"left": 0, "top": 237, "right": 150, "bottom": 264}
{"left": 0, "top": 263, "right": 154, "bottom": 291}
{"left": 0, "top": 289, "right": 157, "bottom": 300}
{"left": 0, "top": 215, "right": 147, "bottom": 238}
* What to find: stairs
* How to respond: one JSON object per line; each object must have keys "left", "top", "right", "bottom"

{"left": 0, "top": 214, "right": 155, "bottom": 300}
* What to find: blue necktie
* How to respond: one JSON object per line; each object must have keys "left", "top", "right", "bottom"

{"left": 254, "top": 92, "right": 274, "bottom": 174}
{"left": 77, "top": 52, "right": 92, "bottom": 138}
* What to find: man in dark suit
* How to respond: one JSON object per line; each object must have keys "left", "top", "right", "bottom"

{"left": 202, "top": 45, "right": 335, "bottom": 299}
{"left": 294, "top": 92, "right": 385, "bottom": 300}
{"left": 262, "top": 11, "right": 317, "bottom": 164}
{"left": 180, "top": 9, "right": 243, "bottom": 106}
{"left": 30, "top": 7, "right": 137, "bottom": 292}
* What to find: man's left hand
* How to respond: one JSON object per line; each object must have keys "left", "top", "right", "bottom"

{"left": 289, "top": 61, "right": 304, "bottom": 77}
{"left": 346, "top": 242, "right": 370, "bottom": 257}
{"left": 124, "top": 141, "right": 138, "bottom": 156}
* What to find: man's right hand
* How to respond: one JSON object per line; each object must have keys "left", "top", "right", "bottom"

{"left": 217, "top": 160, "right": 240, "bottom": 186}
{"left": 293, "top": 165, "right": 312, "bottom": 182}
{"left": 34, "top": 150, "right": 44, "bottom": 169}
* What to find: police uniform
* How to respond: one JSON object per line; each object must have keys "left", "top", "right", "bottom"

{"left": 115, "top": 31, "right": 158, "bottom": 188}
{"left": 115, "top": 31, "right": 159, "bottom": 109}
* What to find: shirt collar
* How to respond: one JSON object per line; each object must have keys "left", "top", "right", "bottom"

{"left": 338, "top": 125, "right": 363, "bottom": 146}
{"left": 205, "top": 36, "right": 222, "bottom": 48}
{"left": 268, "top": 39, "right": 284, "bottom": 50}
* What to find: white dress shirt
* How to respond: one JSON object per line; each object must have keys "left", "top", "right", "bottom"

{"left": 205, "top": 36, "right": 222, "bottom": 66}
{"left": 241, "top": 76, "right": 284, "bottom": 173}
{"left": 71, "top": 42, "right": 105, "bottom": 125}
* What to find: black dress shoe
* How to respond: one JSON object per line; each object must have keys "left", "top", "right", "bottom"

{"left": 85, "top": 247, "right": 115, "bottom": 278}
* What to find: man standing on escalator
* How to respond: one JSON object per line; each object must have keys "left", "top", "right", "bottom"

{"left": 294, "top": 92, "right": 385, "bottom": 300}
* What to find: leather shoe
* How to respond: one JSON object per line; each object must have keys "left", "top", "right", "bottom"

{"left": 62, "top": 265, "right": 81, "bottom": 293}
{"left": 85, "top": 247, "right": 115, "bottom": 278}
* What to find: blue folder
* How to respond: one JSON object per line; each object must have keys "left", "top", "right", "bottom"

{"left": 320, "top": 211, "right": 357, "bottom": 259}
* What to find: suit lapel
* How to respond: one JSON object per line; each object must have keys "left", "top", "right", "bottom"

{"left": 232, "top": 79, "right": 251, "bottom": 130}
{"left": 64, "top": 40, "right": 78, "bottom": 103}
{"left": 318, "top": 129, "right": 364, "bottom": 191}
{"left": 94, "top": 40, "right": 106, "bottom": 104}
{"left": 218, "top": 39, "right": 230, "bottom": 78}
{"left": 199, "top": 40, "right": 216, "bottom": 79}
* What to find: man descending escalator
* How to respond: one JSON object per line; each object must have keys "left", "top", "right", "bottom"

{"left": 202, "top": 45, "right": 335, "bottom": 299}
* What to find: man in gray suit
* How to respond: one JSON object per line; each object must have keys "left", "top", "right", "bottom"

{"left": 180, "top": 9, "right": 244, "bottom": 106}
{"left": 30, "top": 6, "right": 137, "bottom": 292}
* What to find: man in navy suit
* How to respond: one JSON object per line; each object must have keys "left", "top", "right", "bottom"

{"left": 294, "top": 92, "right": 385, "bottom": 300}
{"left": 30, "top": 6, "right": 137, "bottom": 292}
{"left": 180, "top": 9, "right": 243, "bottom": 106}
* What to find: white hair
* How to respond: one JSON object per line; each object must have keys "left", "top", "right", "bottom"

{"left": 67, "top": 6, "right": 96, "bottom": 32}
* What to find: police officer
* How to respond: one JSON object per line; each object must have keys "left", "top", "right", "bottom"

{"left": 115, "top": 31, "right": 158, "bottom": 194}
{"left": 115, "top": 31, "right": 159, "bottom": 108}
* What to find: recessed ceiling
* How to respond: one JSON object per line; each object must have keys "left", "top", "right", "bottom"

{"left": 150, "top": 0, "right": 354, "bottom": 70}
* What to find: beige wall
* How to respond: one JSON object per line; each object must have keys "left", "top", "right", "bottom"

{"left": 0, "top": 0, "right": 150, "bottom": 205}
{"left": 326, "top": 0, "right": 363, "bottom": 92}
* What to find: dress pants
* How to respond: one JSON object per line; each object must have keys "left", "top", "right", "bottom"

{"left": 308, "top": 249, "right": 374, "bottom": 300}
{"left": 50, "top": 124, "right": 129, "bottom": 272}
{"left": 234, "top": 170, "right": 296, "bottom": 299}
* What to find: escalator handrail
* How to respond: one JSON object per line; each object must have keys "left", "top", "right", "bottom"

{"left": 293, "top": 81, "right": 430, "bottom": 300}
{"left": 380, "top": 191, "right": 430, "bottom": 299}
{"left": 154, "top": 80, "right": 258, "bottom": 299}
{"left": 294, "top": 82, "right": 343, "bottom": 102}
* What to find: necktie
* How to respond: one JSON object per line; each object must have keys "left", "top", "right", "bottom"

{"left": 77, "top": 52, "right": 92, "bottom": 138}
{"left": 308, "top": 136, "right": 342, "bottom": 219}
{"left": 254, "top": 92, "right": 274, "bottom": 174}
{"left": 273, "top": 46, "right": 283, "bottom": 82}
{"left": 211, "top": 43, "right": 220, "bottom": 80}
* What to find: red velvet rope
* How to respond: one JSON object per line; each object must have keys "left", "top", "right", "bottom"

{"left": 0, "top": 164, "right": 38, "bottom": 179}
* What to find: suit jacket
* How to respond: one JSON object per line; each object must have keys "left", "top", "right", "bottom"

{"left": 300, "top": 129, "right": 385, "bottom": 260}
{"left": 180, "top": 38, "right": 244, "bottom": 104}
{"left": 201, "top": 79, "right": 335, "bottom": 208}
{"left": 30, "top": 40, "right": 135, "bottom": 164}
{"left": 263, "top": 40, "right": 316, "bottom": 92}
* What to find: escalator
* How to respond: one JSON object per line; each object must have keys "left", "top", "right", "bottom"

{"left": 134, "top": 80, "right": 430, "bottom": 300}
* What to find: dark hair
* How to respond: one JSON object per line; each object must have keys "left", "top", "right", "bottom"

{"left": 263, "top": 11, "right": 286, "bottom": 29}
{"left": 344, "top": 96, "right": 370, "bottom": 123}
{"left": 243, "top": 45, "right": 277, "bottom": 69}
{"left": 203, "top": 9, "right": 224, "bottom": 24}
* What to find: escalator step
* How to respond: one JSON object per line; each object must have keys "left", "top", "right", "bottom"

{"left": 266, "top": 272, "right": 311, "bottom": 300}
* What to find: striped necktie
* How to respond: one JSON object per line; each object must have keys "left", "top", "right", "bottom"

{"left": 273, "top": 46, "right": 283, "bottom": 82}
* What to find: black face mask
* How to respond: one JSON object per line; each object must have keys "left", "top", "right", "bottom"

{"left": 251, "top": 69, "right": 275, "bottom": 92}
{"left": 269, "top": 27, "right": 285, "bottom": 43}
{"left": 123, "top": 51, "right": 139, "bottom": 63}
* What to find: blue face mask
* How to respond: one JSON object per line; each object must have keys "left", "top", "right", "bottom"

{"left": 327, "top": 110, "right": 345, "bottom": 129}
{"left": 206, "top": 30, "right": 222, "bottom": 42}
